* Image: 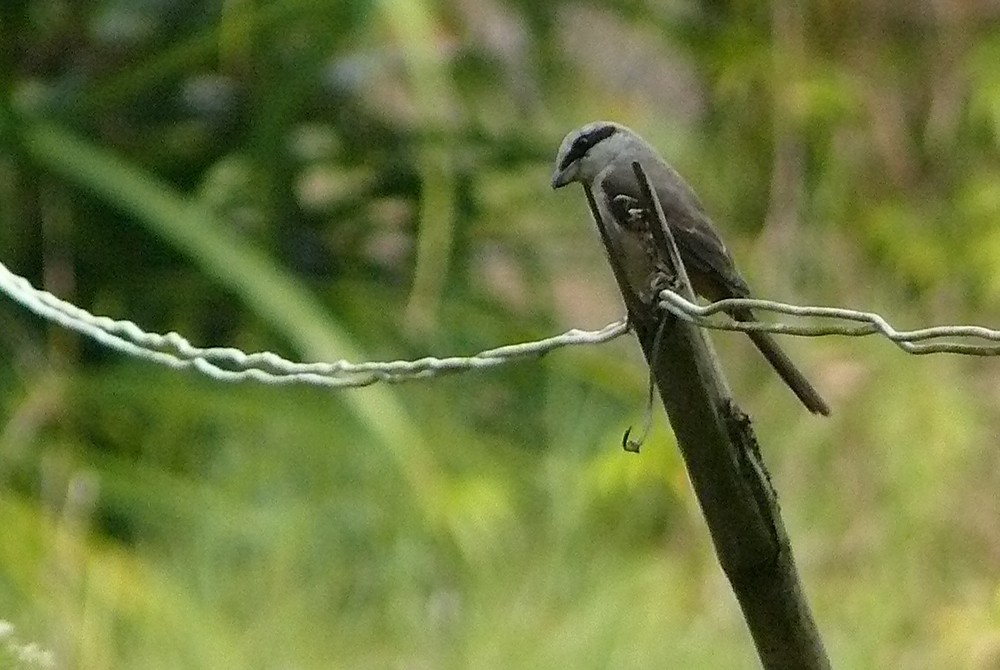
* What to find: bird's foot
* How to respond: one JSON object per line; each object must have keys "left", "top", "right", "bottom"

{"left": 611, "top": 194, "right": 646, "bottom": 231}
{"left": 650, "top": 271, "right": 682, "bottom": 302}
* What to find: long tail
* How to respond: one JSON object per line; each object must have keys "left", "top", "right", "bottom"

{"left": 736, "top": 310, "right": 830, "bottom": 416}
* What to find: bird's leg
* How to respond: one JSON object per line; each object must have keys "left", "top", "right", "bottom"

{"left": 649, "top": 268, "right": 683, "bottom": 308}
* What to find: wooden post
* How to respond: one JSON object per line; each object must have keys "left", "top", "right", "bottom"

{"left": 582, "top": 163, "right": 830, "bottom": 669}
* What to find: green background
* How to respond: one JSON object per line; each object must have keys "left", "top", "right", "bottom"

{"left": 2, "top": 0, "right": 1000, "bottom": 667}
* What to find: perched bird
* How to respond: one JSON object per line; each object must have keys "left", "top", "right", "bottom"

{"left": 551, "top": 121, "right": 830, "bottom": 416}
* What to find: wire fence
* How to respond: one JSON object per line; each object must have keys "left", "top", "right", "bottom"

{"left": 657, "top": 292, "right": 1000, "bottom": 356}
{"left": 3, "top": 260, "right": 1000, "bottom": 389}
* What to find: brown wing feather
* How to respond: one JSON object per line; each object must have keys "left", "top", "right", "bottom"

{"left": 600, "top": 160, "right": 750, "bottom": 298}
{"left": 599, "top": 159, "right": 829, "bottom": 415}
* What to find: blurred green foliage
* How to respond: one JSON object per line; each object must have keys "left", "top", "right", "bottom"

{"left": 2, "top": 0, "right": 1000, "bottom": 667}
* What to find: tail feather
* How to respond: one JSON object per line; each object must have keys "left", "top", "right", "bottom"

{"left": 737, "top": 311, "right": 830, "bottom": 416}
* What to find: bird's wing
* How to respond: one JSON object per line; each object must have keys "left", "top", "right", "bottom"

{"left": 599, "top": 162, "right": 752, "bottom": 299}
{"left": 664, "top": 204, "right": 752, "bottom": 299}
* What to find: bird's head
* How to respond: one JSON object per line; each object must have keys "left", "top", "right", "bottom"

{"left": 551, "top": 121, "right": 638, "bottom": 189}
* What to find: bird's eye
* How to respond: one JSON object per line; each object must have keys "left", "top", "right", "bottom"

{"left": 559, "top": 125, "right": 616, "bottom": 171}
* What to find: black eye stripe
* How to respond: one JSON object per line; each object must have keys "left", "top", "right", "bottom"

{"left": 559, "top": 124, "right": 617, "bottom": 171}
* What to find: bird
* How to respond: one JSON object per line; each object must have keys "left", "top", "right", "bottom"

{"left": 551, "top": 120, "right": 830, "bottom": 416}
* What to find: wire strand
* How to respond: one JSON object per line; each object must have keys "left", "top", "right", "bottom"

{"left": 3, "top": 259, "right": 1000, "bottom": 390}
{"left": 0, "top": 261, "right": 627, "bottom": 387}
{"left": 656, "top": 291, "right": 1000, "bottom": 356}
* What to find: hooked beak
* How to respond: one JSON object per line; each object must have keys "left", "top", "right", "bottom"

{"left": 550, "top": 163, "right": 577, "bottom": 189}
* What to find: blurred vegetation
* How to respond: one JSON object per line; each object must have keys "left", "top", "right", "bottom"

{"left": 2, "top": 0, "right": 1000, "bottom": 667}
